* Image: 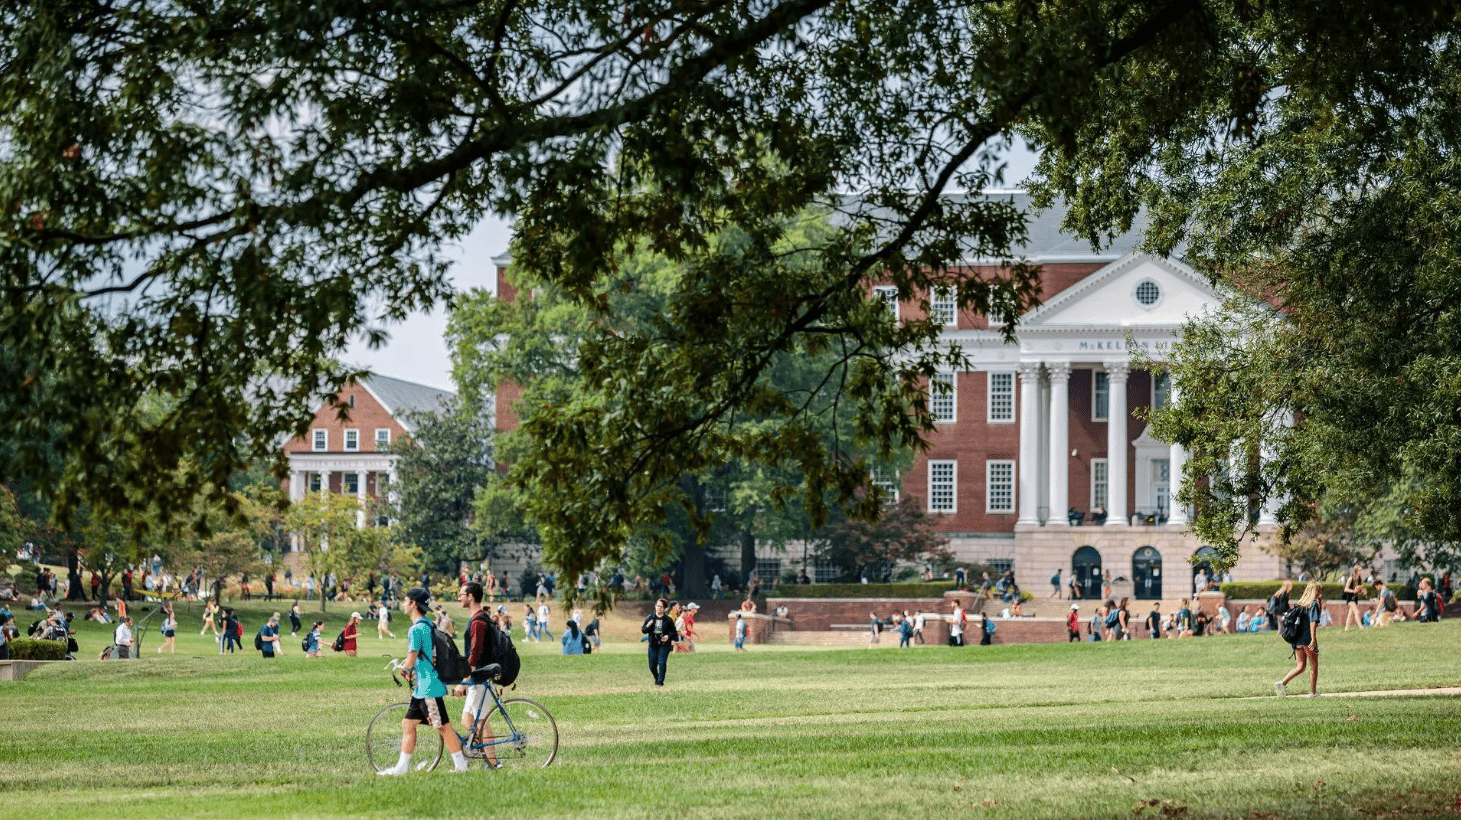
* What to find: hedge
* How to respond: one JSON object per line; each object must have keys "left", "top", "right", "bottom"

{"left": 1219, "top": 581, "right": 1414, "bottom": 602}
{"left": 7, "top": 638, "right": 67, "bottom": 660}
{"left": 770, "top": 582, "right": 962, "bottom": 599}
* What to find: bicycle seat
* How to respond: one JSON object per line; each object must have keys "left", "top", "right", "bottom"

{"left": 473, "top": 663, "right": 502, "bottom": 681}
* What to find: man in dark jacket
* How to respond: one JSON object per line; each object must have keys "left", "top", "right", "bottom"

{"left": 641, "top": 598, "right": 679, "bottom": 687}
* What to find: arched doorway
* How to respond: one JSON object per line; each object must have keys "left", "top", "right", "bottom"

{"left": 1072, "top": 546, "right": 1102, "bottom": 601}
{"left": 1132, "top": 546, "right": 1162, "bottom": 600}
{"left": 1192, "top": 546, "right": 1217, "bottom": 594}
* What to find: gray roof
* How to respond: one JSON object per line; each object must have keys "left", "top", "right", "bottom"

{"left": 361, "top": 373, "right": 456, "bottom": 421}
{"left": 979, "top": 190, "right": 1150, "bottom": 262}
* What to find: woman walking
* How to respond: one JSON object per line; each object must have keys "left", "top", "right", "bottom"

{"left": 342, "top": 611, "right": 361, "bottom": 657}
{"left": 1342, "top": 566, "right": 1366, "bottom": 631}
{"left": 1276, "top": 581, "right": 1323, "bottom": 697}
{"left": 1115, "top": 597, "right": 1131, "bottom": 640}
{"left": 289, "top": 601, "right": 303, "bottom": 637}
{"left": 640, "top": 598, "right": 679, "bottom": 687}
{"left": 305, "top": 620, "right": 324, "bottom": 658}
{"left": 1417, "top": 577, "right": 1441, "bottom": 622}
{"left": 200, "top": 599, "right": 219, "bottom": 639}
{"left": 157, "top": 604, "right": 177, "bottom": 654}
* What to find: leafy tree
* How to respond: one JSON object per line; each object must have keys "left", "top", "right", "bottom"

{"left": 817, "top": 496, "right": 954, "bottom": 583}
{"left": 388, "top": 402, "right": 496, "bottom": 573}
{"left": 451, "top": 211, "right": 911, "bottom": 589}
{"left": 0, "top": 486, "right": 27, "bottom": 567}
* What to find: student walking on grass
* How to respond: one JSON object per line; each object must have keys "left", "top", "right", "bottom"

{"left": 378, "top": 588, "right": 470, "bottom": 775}
{"left": 641, "top": 597, "right": 679, "bottom": 686}
{"left": 1342, "top": 566, "right": 1367, "bottom": 631}
{"left": 157, "top": 605, "right": 177, "bottom": 654}
{"left": 1276, "top": 581, "right": 1323, "bottom": 697}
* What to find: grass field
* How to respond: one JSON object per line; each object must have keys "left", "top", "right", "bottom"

{"left": 2, "top": 598, "right": 1459, "bottom": 819}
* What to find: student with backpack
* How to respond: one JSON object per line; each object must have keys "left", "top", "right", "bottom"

{"left": 1266, "top": 579, "right": 1293, "bottom": 631}
{"left": 378, "top": 588, "right": 470, "bottom": 775}
{"left": 257, "top": 614, "right": 281, "bottom": 658}
{"left": 454, "top": 582, "right": 513, "bottom": 769}
{"left": 1276, "top": 581, "right": 1323, "bottom": 697}
{"left": 1374, "top": 579, "right": 1400, "bottom": 626}
{"left": 1067, "top": 604, "right": 1081, "bottom": 642}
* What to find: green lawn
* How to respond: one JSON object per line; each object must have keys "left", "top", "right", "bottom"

{"left": 3, "top": 600, "right": 1459, "bottom": 819}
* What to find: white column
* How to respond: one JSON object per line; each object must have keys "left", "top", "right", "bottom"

{"left": 1047, "top": 362, "right": 1071, "bottom": 525}
{"left": 319, "top": 470, "right": 331, "bottom": 495}
{"left": 288, "top": 470, "right": 303, "bottom": 502}
{"left": 1104, "top": 361, "right": 1130, "bottom": 526}
{"left": 356, "top": 472, "right": 368, "bottom": 528}
{"left": 1167, "top": 384, "right": 1189, "bottom": 528}
{"left": 1017, "top": 361, "right": 1043, "bottom": 526}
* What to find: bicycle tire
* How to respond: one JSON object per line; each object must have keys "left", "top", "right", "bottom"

{"left": 366, "top": 703, "right": 443, "bottom": 773}
{"left": 484, "top": 698, "right": 558, "bottom": 768}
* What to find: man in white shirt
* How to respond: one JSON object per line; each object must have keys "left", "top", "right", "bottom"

{"left": 536, "top": 602, "right": 554, "bottom": 640}
{"left": 113, "top": 616, "right": 134, "bottom": 659}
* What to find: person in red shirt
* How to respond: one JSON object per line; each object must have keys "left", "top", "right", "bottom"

{"left": 342, "top": 612, "right": 361, "bottom": 657}
{"left": 453, "top": 582, "right": 500, "bottom": 768}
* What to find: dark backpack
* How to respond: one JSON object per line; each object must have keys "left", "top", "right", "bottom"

{"left": 1266, "top": 594, "right": 1282, "bottom": 617}
{"left": 253, "top": 629, "right": 265, "bottom": 651}
{"left": 1105, "top": 611, "right": 1120, "bottom": 628}
{"left": 301, "top": 636, "right": 310, "bottom": 652}
{"left": 331, "top": 632, "right": 345, "bottom": 652}
{"left": 1278, "top": 606, "right": 1306, "bottom": 645}
{"left": 489, "top": 620, "right": 522, "bottom": 686}
{"left": 422, "top": 625, "right": 471, "bottom": 683}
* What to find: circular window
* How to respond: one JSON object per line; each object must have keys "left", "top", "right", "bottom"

{"left": 1135, "top": 279, "right": 1161, "bottom": 307}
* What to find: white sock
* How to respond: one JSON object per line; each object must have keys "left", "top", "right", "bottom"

{"left": 451, "top": 750, "right": 468, "bottom": 771}
{"left": 396, "top": 751, "right": 411, "bottom": 771}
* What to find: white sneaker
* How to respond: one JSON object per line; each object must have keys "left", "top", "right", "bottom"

{"left": 452, "top": 763, "right": 470, "bottom": 773}
{"left": 1274, "top": 681, "right": 1286, "bottom": 697}
{"left": 376, "top": 766, "right": 406, "bottom": 776}
{"left": 1307, "top": 691, "right": 1319, "bottom": 698}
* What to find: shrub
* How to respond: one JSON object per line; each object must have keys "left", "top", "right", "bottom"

{"left": 1220, "top": 581, "right": 1355, "bottom": 601}
{"left": 770, "top": 582, "right": 956, "bottom": 599}
{"left": 8, "top": 638, "right": 67, "bottom": 660}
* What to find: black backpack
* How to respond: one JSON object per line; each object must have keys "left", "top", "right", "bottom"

{"left": 423, "top": 625, "right": 471, "bottom": 683}
{"left": 1278, "top": 606, "right": 1306, "bottom": 645}
{"left": 253, "top": 629, "right": 265, "bottom": 651}
{"left": 489, "top": 619, "right": 522, "bottom": 686}
{"left": 331, "top": 632, "right": 345, "bottom": 652}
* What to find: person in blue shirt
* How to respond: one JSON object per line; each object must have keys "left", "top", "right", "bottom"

{"left": 378, "top": 588, "right": 469, "bottom": 775}
{"left": 258, "top": 614, "right": 281, "bottom": 658}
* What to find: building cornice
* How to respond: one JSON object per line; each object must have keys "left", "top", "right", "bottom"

{"left": 287, "top": 452, "right": 398, "bottom": 472}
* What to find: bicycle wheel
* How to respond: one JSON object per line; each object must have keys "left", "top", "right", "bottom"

{"left": 484, "top": 698, "right": 558, "bottom": 768}
{"left": 366, "top": 703, "right": 443, "bottom": 773}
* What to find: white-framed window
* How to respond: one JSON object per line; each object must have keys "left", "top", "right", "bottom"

{"left": 986, "top": 460, "right": 1015, "bottom": 513}
{"left": 931, "top": 286, "right": 957, "bottom": 327}
{"left": 311, "top": 429, "right": 327, "bottom": 451}
{"left": 1093, "top": 371, "right": 1110, "bottom": 421}
{"left": 987, "top": 371, "right": 1015, "bottom": 423}
{"left": 1091, "top": 459, "right": 1109, "bottom": 511}
{"left": 375, "top": 428, "right": 391, "bottom": 448}
{"left": 343, "top": 473, "right": 359, "bottom": 494}
{"left": 930, "top": 372, "right": 956, "bottom": 423}
{"left": 344, "top": 429, "right": 359, "bottom": 452}
{"left": 871, "top": 467, "right": 900, "bottom": 504}
{"left": 873, "top": 286, "right": 900, "bottom": 321}
{"left": 928, "top": 460, "right": 957, "bottom": 513}
{"left": 1152, "top": 372, "right": 1171, "bottom": 411}
{"left": 309, "top": 473, "right": 322, "bottom": 492}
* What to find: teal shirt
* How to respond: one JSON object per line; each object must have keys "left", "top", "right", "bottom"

{"left": 408, "top": 618, "right": 447, "bottom": 699}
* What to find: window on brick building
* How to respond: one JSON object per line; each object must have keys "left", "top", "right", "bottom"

{"left": 1091, "top": 459, "right": 1109, "bottom": 510}
{"left": 309, "top": 473, "right": 321, "bottom": 492}
{"left": 873, "top": 286, "right": 899, "bottom": 321}
{"left": 1093, "top": 371, "right": 1110, "bottom": 421}
{"left": 986, "top": 460, "right": 1014, "bottom": 513}
{"left": 929, "top": 460, "right": 956, "bottom": 513}
{"left": 930, "top": 372, "right": 956, "bottom": 423}
{"left": 931, "top": 286, "right": 957, "bottom": 327}
{"left": 987, "top": 371, "right": 1014, "bottom": 423}
{"left": 344, "top": 429, "right": 359, "bottom": 452}
{"left": 343, "top": 473, "right": 359, "bottom": 494}
{"left": 312, "top": 430, "right": 327, "bottom": 451}
{"left": 375, "top": 428, "right": 391, "bottom": 448}
{"left": 871, "top": 466, "right": 900, "bottom": 503}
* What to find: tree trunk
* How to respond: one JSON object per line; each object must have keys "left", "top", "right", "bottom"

{"left": 681, "top": 536, "right": 706, "bottom": 598}
{"left": 739, "top": 527, "right": 756, "bottom": 582}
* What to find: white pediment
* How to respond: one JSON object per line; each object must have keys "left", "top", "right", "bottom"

{"left": 1021, "top": 253, "right": 1217, "bottom": 329}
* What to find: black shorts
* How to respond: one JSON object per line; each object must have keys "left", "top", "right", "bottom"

{"left": 405, "top": 697, "right": 449, "bottom": 728}
{"left": 1342, "top": 592, "right": 1357, "bottom": 603}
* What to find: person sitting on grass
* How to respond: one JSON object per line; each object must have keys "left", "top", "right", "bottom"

{"left": 378, "top": 588, "right": 470, "bottom": 775}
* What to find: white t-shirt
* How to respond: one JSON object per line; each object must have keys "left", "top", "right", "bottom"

{"left": 950, "top": 608, "right": 964, "bottom": 637}
{"left": 537, "top": 604, "right": 550, "bottom": 626}
{"left": 913, "top": 614, "right": 925, "bottom": 630}
{"left": 378, "top": 607, "right": 389, "bottom": 625}
{"left": 114, "top": 623, "right": 133, "bottom": 646}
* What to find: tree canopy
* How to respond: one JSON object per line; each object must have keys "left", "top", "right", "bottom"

{"left": 7, "top": 1, "right": 1461, "bottom": 574}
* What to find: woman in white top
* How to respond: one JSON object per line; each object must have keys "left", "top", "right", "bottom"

{"left": 376, "top": 601, "right": 394, "bottom": 639}
{"left": 157, "top": 605, "right": 177, "bottom": 654}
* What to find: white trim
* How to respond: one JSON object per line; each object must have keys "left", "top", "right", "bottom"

{"left": 343, "top": 429, "right": 360, "bottom": 452}
{"left": 931, "top": 286, "right": 957, "bottom": 327}
{"left": 311, "top": 429, "right": 328, "bottom": 452}
{"left": 375, "top": 428, "right": 392, "bottom": 448}
{"left": 1093, "top": 370, "right": 1109, "bottom": 421}
{"left": 1091, "top": 458, "right": 1109, "bottom": 511}
{"left": 928, "top": 460, "right": 957, "bottom": 514}
{"left": 1020, "top": 252, "right": 1215, "bottom": 327}
{"left": 986, "top": 460, "right": 1015, "bottom": 514}
{"left": 1132, "top": 277, "right": 1164, "bottom": 311}
{"left": 873, "top": 285, "right": 900, "bottom": 322}
{"left": 986, "top": 371, "right": 1015, "bottom": 423}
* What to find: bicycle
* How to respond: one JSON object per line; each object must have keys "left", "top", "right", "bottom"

{"left": 366, "top": 658, "right": 558, "bottom": 772}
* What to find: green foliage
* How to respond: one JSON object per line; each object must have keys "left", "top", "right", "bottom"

{"left": 0, "top": 486, "right": 25, "bottom": 566}
{"left": 7, "top": 638, "right": 66, "bottom": 660}
{"left": 387, "top": 401, "right": 497, "bottom": 572}
{"left": 815, "top": 497, "right": 954, "bottom": 582}
{"left": 770, "top": 581, "right": 957, "bottom": 600}
{"left": 1219, "top": 582, "right": 1348, "bottom": 602}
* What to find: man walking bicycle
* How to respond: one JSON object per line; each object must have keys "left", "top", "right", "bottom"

{"left": 378, "top": 588, "right": 470, "bottom": 775}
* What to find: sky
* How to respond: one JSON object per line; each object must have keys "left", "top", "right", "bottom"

{"left": 345, "top": 144, "right": 1042, "bottom": 393}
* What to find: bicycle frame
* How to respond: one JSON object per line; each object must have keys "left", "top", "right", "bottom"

{"left": 458, "top": 680, "right": 522, "bottom": 756}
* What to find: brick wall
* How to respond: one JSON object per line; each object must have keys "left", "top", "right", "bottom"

{"left": 280, "top": 381, "right": 409, "bottom": 458}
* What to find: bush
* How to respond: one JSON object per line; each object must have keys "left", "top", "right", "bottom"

{"left": 8, "top": 638, "right": 67, "bottom": 660}
{"left": 770, "top": 582, "right": 956, "bottom": 599}
{"left": 1220, "top": 581, "right": 1350, "bottom": 601}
